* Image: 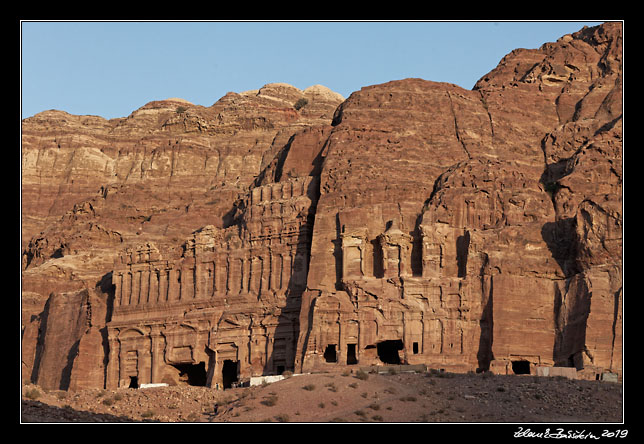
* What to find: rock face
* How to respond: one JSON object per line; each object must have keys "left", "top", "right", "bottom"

{"left": 22, "top": 23, "right": 622, "bottom": 391}
{"left": 22, "top": 83, "right": 343, "bottom": 389}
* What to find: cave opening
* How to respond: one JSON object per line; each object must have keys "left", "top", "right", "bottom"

{"left": 129, "top": 376, "right": 139, "bottom": 389}
{"left": 377, "top": 340, "right": 403, "bottom": 364}
{"left": 172, "top": 362, "right": 208, "bottom": 386}
{"left": 222, "top": 360, "right": 239, "bottom": 389}
{"left": 324, "top": 344, "right": 337, "bottom": 363}
{"left": 346, "top": 344, "right": 357, "bottom": 365}
{"left": 511, "top": 360, "right": 531, "bottom": 375}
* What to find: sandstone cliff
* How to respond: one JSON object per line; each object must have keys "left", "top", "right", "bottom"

{"left": 21, "top": 23, "right": 622, "bottom": 391}
{"left": 22, "top": 83, "right": 344, "bottom": 389}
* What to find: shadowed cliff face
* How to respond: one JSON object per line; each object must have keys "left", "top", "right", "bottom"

{"left": 21, "top": 23, "right": 622, "bottom": 391}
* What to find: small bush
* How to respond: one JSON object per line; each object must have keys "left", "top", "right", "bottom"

{"left": 141, "top": 410, "right": 155, "bottom": 418}
{"left": 24, "top": 388, "right": 40, "bottom": 400}
{"left": 293, "top": 98, "right": 308, "bottom": 110}
{"left": 274, "top": 413, "right": 290, "bottom": 422}
{"left": 261, "top": 394, "right": 278, "bottom": 406}
{"left": 355, "top": 370, "right": 369, "bottom": 381}
{"left": 544, "top": 181, "right": 563, "bottom": 196}
{"left": 175, "top": 106, "right": 188, "bottom": 114}
{"left": 302, "top": 384, "right": 316, "bottom": 391}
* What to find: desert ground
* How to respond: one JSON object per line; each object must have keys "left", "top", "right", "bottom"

{"left": 21, "top": 368, "right": 623, "bottom": 424}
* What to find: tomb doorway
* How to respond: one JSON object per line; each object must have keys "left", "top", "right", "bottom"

{"left": 511, "top": 360, "right": 531, "bottom": 375}
{"left": 377, "top": 340, "right": 403, "bottom": 364}
{"left": 346, "top": 344, "right": 358, "bottom": 365}
{"left": 222, "top": 360, "right": 239, "bottom": 389}
{"left": 171, "top": 362, "right": 208, "bottom": 386}
{"left": 324, "top": 344, "right": 337, "bottom": 363}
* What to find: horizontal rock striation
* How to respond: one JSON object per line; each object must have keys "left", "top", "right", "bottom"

{"left": 21, "top": 23, "right": 622, "bottom": 391}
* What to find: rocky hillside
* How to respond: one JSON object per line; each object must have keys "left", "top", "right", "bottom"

{"left": 22, "top": 369, "right": 622, "bottom": 423}
{"left": 21, "top": 22, "right": 622, "bottom": 396}
{"left": 21, "top": 83, "right": 344, "bottom": 388}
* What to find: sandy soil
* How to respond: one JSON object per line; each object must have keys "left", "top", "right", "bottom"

{"left": 21, "top": 369, "right": 623, "bottom": 424}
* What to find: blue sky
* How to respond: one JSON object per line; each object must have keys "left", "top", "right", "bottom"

{"left": 21, "top": 21, "right": 606, "bottom": 120}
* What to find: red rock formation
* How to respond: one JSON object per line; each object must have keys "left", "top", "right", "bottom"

{"left": 22, "top": 84, "right": 343, "bottom": 389}
{"left": 297, "top": 22, "right": 622, "bottom": 378}
{"left": 21, "top": 23, "right": 622, "bottom": 391}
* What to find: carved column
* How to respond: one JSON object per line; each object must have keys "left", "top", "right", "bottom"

{"left": 281, "top": 252, "right": 292, "bottom": 291}
{"left": 271, "top": 252, "right": 282, "bottom": 291}
{"left": 168, "top": 269, "right": 180, "bottom": 302}
{"left": 122, "top": 272, "right": 132, "bottom": 306}
{"left": 149, "top": 269, "right": 159, "bottom": 305}
{"left": 140, "top": 269, "right": 149, "bottom": 305}
{"left": 158, "top": 269, "right": 168, "bottom": 303}
{"left": 132, "top": 270, "right": 141, "bottom": 305}
{"left": 194, "top": 262, "right": 203, "bottom": 300}
{"left": 226, "top": 257, "right": 238, "bottom": 294}
{"left": 105, "top": 329, "right": 121, "bottom": 389}
{"left": 180, "top": 266, "right": 194, "bottom": 300}
{"left": 261, "top": 253, "right": 270, "bottom": 293}
{"left": 149, "top": 326, "right": 164, "bottom": 383}
{"left": 249, "top": 256, "right": 261, "bottom": 294}
{"left": 113, "top": 272, "right": 122, "bottom": 307}
{"left": 205, "top": 261, "right": 215, "bottom": 298}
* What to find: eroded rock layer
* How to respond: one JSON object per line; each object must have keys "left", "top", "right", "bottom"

{"left": 21, "top": 23, "right": 622, "bottom": 391}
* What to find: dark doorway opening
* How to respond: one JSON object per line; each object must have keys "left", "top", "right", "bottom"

{"left": 413, "top": 342, "right": 419, "bottom": 354}
{"left": 372, "top": 239, "right": 384, "bottom": 278}
{"left": 456, "top": 232, "right": 470, "bottom": 278}
{"left": 129, "top": 376, "right": 139, "bottom": 389}
{"left": 172, "top": 362, "right": 208, "bottom": 386}
{"left": 324, "top": 344, "right": 337, "bottom": 363}
{"left": 511, "top": 360, "right": 531, "bottom": 375}
{"left": 377, "top": 340, "right": 403, "bottom": 364}
{"left": 222, "top": 360, "right": 238, "bottom": 389}
{"left": 346, "top": 344, "right": 357, "bottom": 365}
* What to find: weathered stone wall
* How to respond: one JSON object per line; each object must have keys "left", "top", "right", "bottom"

{"left": 105, "top": 176, "right": 317, "bottom": 388}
